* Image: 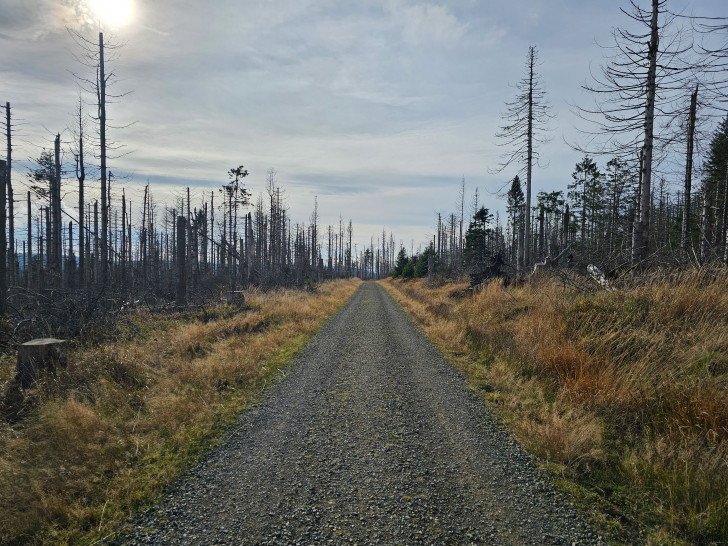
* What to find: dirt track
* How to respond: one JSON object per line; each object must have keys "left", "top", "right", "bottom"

{"left": 123, "top": 282, "right": 602, "bottom": 544}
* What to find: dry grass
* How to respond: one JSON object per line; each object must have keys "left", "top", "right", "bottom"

{"left": 0, "top": 279, "right": 360, "bottom": 545}
{"left": 382, "top": 271, "right": 728, "bottom": 544}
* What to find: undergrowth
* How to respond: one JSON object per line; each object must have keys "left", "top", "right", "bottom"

{"left": 0, "top": 279, "right": 360, "bottom": 545}
{"left": 383, "top": 270, "right": 728, "bottom": 545}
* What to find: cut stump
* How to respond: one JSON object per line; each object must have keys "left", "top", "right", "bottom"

{"left": 15, "top": 338, "right": 67, "bottom": 388}
{"left": 226, "top": 291, "right": 246, "bottom": 306}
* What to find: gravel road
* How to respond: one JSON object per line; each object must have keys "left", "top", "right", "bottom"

{"left": 122, "top": 282, "right": 603, "bottom": 545}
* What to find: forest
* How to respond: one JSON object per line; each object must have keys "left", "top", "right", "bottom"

{"left": 391, "top": 3, "right": 728, "bottom": 287}
{"left": 1, "top": 1, "right": 727, "bottom": 338}
{"left": 0, "top": 28, "right": 391, "bottom": 344}
{"left": 1, "top": 0, "right": 728, "bottom": 543}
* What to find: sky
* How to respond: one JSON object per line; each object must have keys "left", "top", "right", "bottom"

{"left": 1, "top": 0, "right": 726, "bottom": 254}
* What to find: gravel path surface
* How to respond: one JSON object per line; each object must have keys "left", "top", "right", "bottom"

{"left": 122, "top": 283, "right": 603, "bottom": 545}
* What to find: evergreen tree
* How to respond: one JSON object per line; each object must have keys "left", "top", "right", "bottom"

{"left": 392, "top": 247, "right": 408, "bottom": 278}
{"left": 414, "top": 244, "right": 435, "bottom": 278}
{"left": 536, "top": 190, "right": 565, "bottom": 255}
{"left": 402, "top": 259, "right": 415, "bottom": 279}
{"left": 27, "top": 149, "right": 55, "bottom": 202}
{"left": 604, "top": 157, "right": 632, "bottom": 253}
{"left": 568, "top": 156, "right": 603, "bottom": 250}
{"left": 701, "top": 116, "right": 728, "bottom": 260}
{"left": 463, "top": 206, "right": 494, "bottom": 271}
{"left": 506, "top": 175, "right": 525, "bottom": 264}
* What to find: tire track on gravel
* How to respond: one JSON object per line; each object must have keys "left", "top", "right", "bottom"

{"left": 122, "top": 282, "right": 603, "bottom": 545}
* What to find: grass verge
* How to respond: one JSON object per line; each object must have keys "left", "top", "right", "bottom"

{"left": 382, "top": 272, "right": 728, "bottom": 545}
{"left": 0, "top": 279, "right": 360, "bottom": 545}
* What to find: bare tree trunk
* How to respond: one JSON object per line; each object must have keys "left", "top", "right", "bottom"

{"left": 701, "top": 173, "right": 716, "bottom": 263}
{"left": 176, "top": 215, "right": 186, "bottom": 307}
{"left": 209, "top": 191, "right": 214, "bottom": 272}
{"left": 5, "top": 103, "right": 13, "bottom": 285}
{"left": 459, "top": 177, "right": 465, "bottom": 263}
{"left": 517, "top": 205, "right": 525, "bottom": 274}
{"left": 631, "top": 0, "right": 659, "bottom": 266}
{"left": 682, "top": 84, "right": 698, "bottom": 250}
{"left": 107, "top": 173, "right": 113, "bottom": 271}
{"left": 0, "top": 160, "right": 6, "bottom": 314}
{"left": 26, "top": 191, "right": 31, "bottom": 288}
{"left": 141, "top": 186, "right": 148, "bottom": 289}
{"left": 525, "top": 48, "right": 534, "bottom": 268}
{"left": 53, "top": 134, "right": 62, "bottom": 284}
{"left": 538, "top": 210, "right": 545, "bottom": 260}
{"left": 127, "top": 207, "right": 131, "bottom": 287}
{"left": 121, "top": 190, "right": 126, "bottom": 289}
{"left": 719, "top": 159, "right": 728, "bottom": 263}
{"left": 99, "top": 32, "right": 109, "bottom": 284}
{"left": 45, "top": 207, "right": 51, "bottom": 280}
{"left": 347, "top": 220, "right": 352, "bottom": 277}
{"left": 720, "top": 168, "right": 728, "bottom": 259}
{"left": 39, "top": 215, "right": 44, "bottom": 288}
{"left": 66, "top": 221, "right": 75, "bottom": 288}
{"left": 202, "top": 202, "right": 208, "bottom": 273}
{"left": 76, "top": 100, "right": 85, "bottom": 286}
{"left": 93, "top": 200, "right": 98, "bottom": 282}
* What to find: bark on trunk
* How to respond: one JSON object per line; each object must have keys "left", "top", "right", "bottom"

{"left": 631, "top": 0, "right": 659, "bottom": 266}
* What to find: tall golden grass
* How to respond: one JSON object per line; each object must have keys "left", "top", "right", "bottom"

{"left": 0, "top": 279, "right": 360, "bottom": 545}
{"left": 383, "top": 271, "right": 728, "bottom": 544}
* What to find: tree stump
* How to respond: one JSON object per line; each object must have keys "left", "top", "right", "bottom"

{"left": 226, "top": 291, "right": 245, "bottom": 307}
{"left": 15, "top": 338, "right": 67, "bottom": 388}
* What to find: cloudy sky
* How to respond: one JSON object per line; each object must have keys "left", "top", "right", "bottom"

{"left": 1, "top": 0, "right": 726, "bottom": 253}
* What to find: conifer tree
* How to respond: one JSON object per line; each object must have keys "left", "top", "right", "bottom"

{"left": 493, "top": 46, "right": 553, "bottom": 269}
{"left": 568, "top": 156, "right": 603, "bottom": 251}
{"left": 506, "top": 176, "right": 525, "bottom": 264}
{"left": 463, "top": 206, "right": 494, "bottom": 271}
{"left": 392, "top": 247, "right": 408, "bottom": 278}
{"left": 701, "top": 116, "right": 728, "bottom": 261}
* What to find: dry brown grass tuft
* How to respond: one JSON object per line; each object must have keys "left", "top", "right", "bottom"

{"left": 517, "top": 407, "right": 603, "bottom": 470}
{"left": 382, "top": 272, "right": 728, "bottom": 544}
{"left": 0, "top": 279, "right": 360, "bottom": 544}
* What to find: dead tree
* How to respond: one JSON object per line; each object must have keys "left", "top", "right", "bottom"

{"left": 681, "top": 85, "right": 699, "bottom": 250}
{"left": 0, "top": 160, "right": 6, "bottom": 314}
{"left": 69, "top": 29, "right": 127, "bottom": 284}
{"left": 73, "top": 97, "right": 86, "bottom": 286}
{"left": 98, "top": 32, "right": 109, "bottom": 283}
{"left": 492, "top": 45, "right": 554, "bottom": 269}
{"left": 4, "top": 103, "right": 14, "bottom": 283}
{"left": 631, "top": 1, "right": 660, "bottom": 266}
{"left": 52, "top": 134, "right": 62, "bottom": 284}
{"left": 26, "top": 191, "right": 31, "bottom": 288}
{"left": 176, "top": 215, "right": 186, "bottom": 307}
{"left": 575, "top": 0, "right": 693, "bottom": 265}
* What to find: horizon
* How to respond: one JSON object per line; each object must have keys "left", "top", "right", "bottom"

{"left": 1, "top": 0, "right": 726, "bottom": 255}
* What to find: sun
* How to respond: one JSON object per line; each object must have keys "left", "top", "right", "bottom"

{"left": 90, "top": 0, "right": 134, "bottom": 26}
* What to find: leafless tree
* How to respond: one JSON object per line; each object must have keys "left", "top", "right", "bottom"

{"left": 492, "top": 45, "right": 554, "bottom": 270}
{"left": 69, "top": 29, "right": 129, "bottom": 284}
{"left": 70, "top": 96, "right": 87, "bottom": 285}
{"left": 2, "top": 102, "right": 15, "bottom": 282}
{"left": 574, "top": 0, "right": 695, "bottom": 265}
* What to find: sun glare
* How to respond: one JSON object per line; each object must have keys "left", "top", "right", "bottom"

{"left": 90, "top": 0, "right": 134, "bottom": 26}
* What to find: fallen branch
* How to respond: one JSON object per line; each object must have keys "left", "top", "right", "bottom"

{"left": 532, "top": 243, "right": 573, "bottom": 274}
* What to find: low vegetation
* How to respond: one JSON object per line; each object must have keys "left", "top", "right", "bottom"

{"left": 0, "top": 279, "right": 360, "bottom": 545}
{"left": 383, "top": 271, "right": 728, "bottom": 545}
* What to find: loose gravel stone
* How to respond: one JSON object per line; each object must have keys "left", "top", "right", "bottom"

{"left": 120, "top": 283, "right": 603, "bottom": 545}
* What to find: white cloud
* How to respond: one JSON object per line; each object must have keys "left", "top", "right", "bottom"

{"left": 4, "top": 0, "right": 728, "bottom": 251}
{"left": 388, "top": 1, "right": 467, "bottom": 48}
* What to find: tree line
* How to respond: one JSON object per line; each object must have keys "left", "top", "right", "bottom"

{"left": 395, "top": 1, "right": 728, "bottom": 283}
{"left": 0, "top": 29, "right": 403, "bottom": 344}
